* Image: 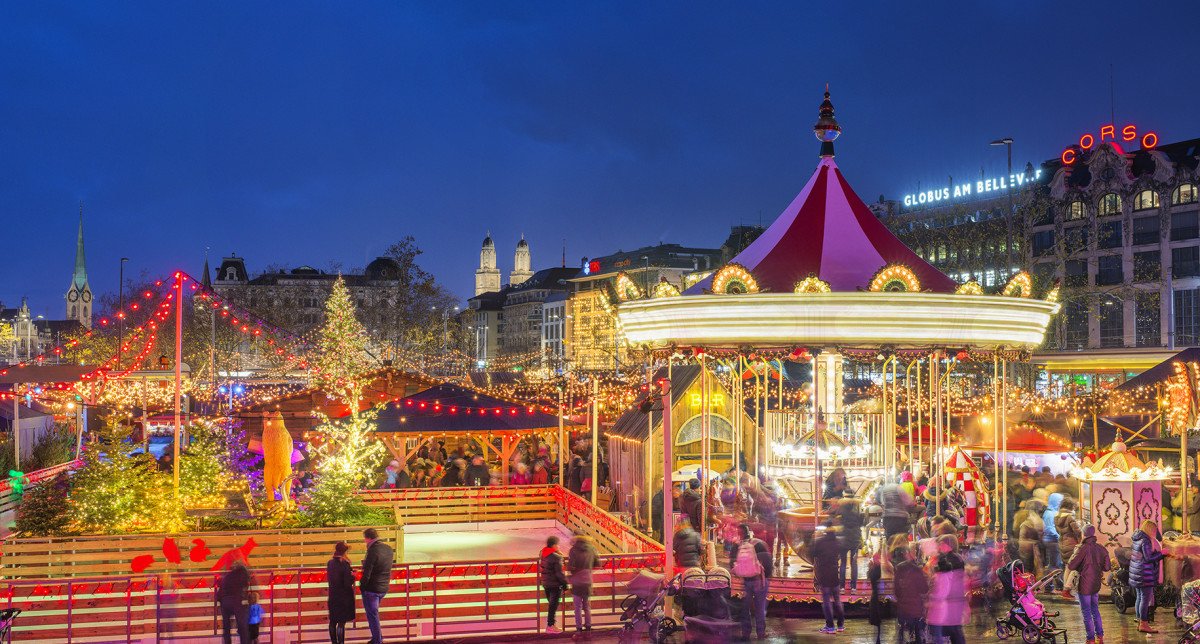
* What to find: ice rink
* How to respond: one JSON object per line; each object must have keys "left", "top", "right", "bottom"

{"left": 401, "top": 519, "right": 576, "bottom": 563}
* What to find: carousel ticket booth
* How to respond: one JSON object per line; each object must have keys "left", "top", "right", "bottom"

{"left": 1075, "top": 439, "right": 1170, "bottom": 557}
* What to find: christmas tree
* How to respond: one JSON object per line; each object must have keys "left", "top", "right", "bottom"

{"left": 69, "top": 416, "right": 183, "bottom": 533}
{"left": 14, "top": 473, "right": 72, "bottom": 536}
{"left": 179, "top": 417, "right": 258, "bottom": 509}
{"left": 303, "top": 276, "right": 384, "bottom": 525}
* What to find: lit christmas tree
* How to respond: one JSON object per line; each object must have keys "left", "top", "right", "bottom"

{"left": 69, "top": 416, "right": 183, "bottom": 533}
{"left": 303, "top": 276, "right": 384, "bottom": 525}
{"left": 179, "top": 417, "right": 259, "bottom": 509}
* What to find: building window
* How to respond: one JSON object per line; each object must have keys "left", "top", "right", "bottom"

{"left": 1097, "top": 221, "right": 1122, "bottom": 249}
{"left": 1099, "top": 193, "right": 1122, "bottom": 217}
{"left": 1174, "top": 246, "right": 1200, "bottom": 278}
{"left": 1065, "top": 201, "right": 1086, "bottom": 221}
{"left": 1032, "top": 231, "right": 1055, "bottom": 257}
{"left": 1133, "top": 251, "right": 1161, "bottom": 282}
{"left": 1133, "top": 190, "right": 1160, "bottom": 211}
{"left": 1098, "top": 299, "right": 1124, "bottom": 348}
{"left": 1064, "top": 302, "right": 1088, "bottom": 349}
{"left": 1062, "top": 226, "right": 1088, "bottom": 254}
{"left": 1136, "top": 292, "right": 1161, "bottom": 347}
{"left": 1031, "top": 207, "right": 1053, "bottom": 227}
{"left": 1171, "top": 212, "right": 1199, "bottom": 241}
{"left": 1174, "top": 184, "right": 1197, "bottom": 205}
{"left": 1132, "top": 217, "right": 1160, "bottom": 245}
{"left": 1096, "top": 255, "right": 1124, "bottom": 286}
{"left": 1064, "top": 260, "right": 1087, "bottom": 288}
{"left": 1176, "top": 289, "right": 1200, "bottom": 346}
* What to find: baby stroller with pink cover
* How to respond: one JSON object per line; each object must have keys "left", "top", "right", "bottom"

{"left": 995, "top": 560, "right": 1061, "bottom": 644}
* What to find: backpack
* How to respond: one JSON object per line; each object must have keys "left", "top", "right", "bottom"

{"left": 733, "top": 540, "right": 763, "bottom": 578}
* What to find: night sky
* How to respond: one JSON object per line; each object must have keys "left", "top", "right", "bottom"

{"left": 3, "top": 2, "right": 1199, "bottom": 315}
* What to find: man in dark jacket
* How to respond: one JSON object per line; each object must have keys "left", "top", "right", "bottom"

{"left": 672, "top": 526, "right": 703, "bottom": 570}
{"left": 215, "top": 556, "right": 252, "bottom": 644}
{"left": 464, "top": 454, "right": 490, "bottom": 486}
{"left": 539, "top": 535, "right": 568, "bottom": 633}
{"left": 812, "top": 526, "right": 844, "bottom": 633}
{"left": 1067, "top": 525, "right": 1110, "bottom": 644}
{"left": 567, "top": 455, "right": 584, "bottom": 495}
{"left": 650, "top": 488, "right": 664, "bottom": 542}
{"left": 729, "top": 523, "right": 772, "bottom": 640}
{"left": 679, "top": 478, "right": 703, "bottom": 531}
{"left": 834, "top": 492, "right": 864, "bottom": 590}
{"left": 360, "top": 528, "right": 394, "bottom": 644}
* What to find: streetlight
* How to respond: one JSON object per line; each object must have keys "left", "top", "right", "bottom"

{"left": 26, "top": 315, "right": 44, "bottom": 360}
{"left": 118, "top": 257, "right": 129, "bottom": 369}
{"left": 990, "top": 138, "right": 1014, "bottom": 276}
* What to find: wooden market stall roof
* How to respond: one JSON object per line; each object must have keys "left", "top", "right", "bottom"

{"left": 228, "top": 366, "right": 440, "bottom": 438}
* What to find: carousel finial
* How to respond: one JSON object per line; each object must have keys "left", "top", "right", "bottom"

{"left": 813, "top": 85, "right": 840, "bottom": 158}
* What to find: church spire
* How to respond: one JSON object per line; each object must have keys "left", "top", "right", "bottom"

{"left": 73, "top": 202, "right": 88, "bottom": 291}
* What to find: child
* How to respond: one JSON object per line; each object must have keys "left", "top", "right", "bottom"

{"left": 247, "top": 591, "right": 263, "bottom": 644}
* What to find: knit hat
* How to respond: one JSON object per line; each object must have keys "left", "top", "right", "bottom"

{"left": 1083, "top": 525, "right": 1096, "bottom": 539}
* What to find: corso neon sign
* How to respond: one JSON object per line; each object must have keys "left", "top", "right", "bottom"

{"left": 903, "top": 169, "right": 1043, "bottom": 208}
{"left": 1061, "top": 124, "right": 1157, "bottom": 164}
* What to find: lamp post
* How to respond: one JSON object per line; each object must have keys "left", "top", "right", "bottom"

{"left": 990, "top": 138, "right": 1014, "bottom": 275}
{"left": 118, "top": 257, "right": 129, "bottom": 369}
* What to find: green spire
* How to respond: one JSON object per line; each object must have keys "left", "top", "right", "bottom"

{"left": 72, "top": 204, "right": 88, "bottom": 291}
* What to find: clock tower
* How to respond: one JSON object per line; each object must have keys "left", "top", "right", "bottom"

{"left": 65, "top": 208, "right": 92, "bottom": 329}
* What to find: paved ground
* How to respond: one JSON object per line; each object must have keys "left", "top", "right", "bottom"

{"left": 479, "top": 593, "right": 1192, "bottom": 643}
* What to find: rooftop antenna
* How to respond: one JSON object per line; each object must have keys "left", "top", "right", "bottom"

{"left": 1109, "top": 63, "right": 1115, "bottom": 125}
{"left": 562, "top": 239, "right": 566, "bottom": 268}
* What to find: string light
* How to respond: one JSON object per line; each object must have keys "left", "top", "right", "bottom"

{"left": 1002, "top": 270, "right": 1033, "bottom": 298}
{"left": 794, "top": 276, "right": 832, "bottom": 294}
{"left": 954, "top": 280, "right": 983, "bottom": 295}
{"left": 710, "top": 263, "right": 759, "bottom": 295}
{"left": 868, "top": 264, "right": 920, "bottom": 292}
{"left": 615, "top": 272, "right": 644, "bottom": 301}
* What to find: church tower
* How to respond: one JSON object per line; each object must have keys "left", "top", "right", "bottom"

{"left": 65, "top": 207, "right": 93, "bottom": 329}
{"left": 474, "top": 233, "right": 501, "bottom": 295}
{"left": 510, "top": 235, "right": 533, "bottom": 285}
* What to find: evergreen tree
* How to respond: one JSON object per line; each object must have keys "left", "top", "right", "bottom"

{"left": 312, "top": 275, "right": 375, "bottom": 416}
{"left": 14, "top": 473, "right": 72, "bottom": 536}
{"left": 69, "top": 416, "right": 183, "bottom": 533}
{"left": 179, "top": 418, "right": 257, "bottom": 508}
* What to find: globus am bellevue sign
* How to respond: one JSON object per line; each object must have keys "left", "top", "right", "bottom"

{"left": 903, "top": 168, "right": 1043, "bottom": 208}
{"left": 1061, "top": 123, "right": 1158, "bottom": 164}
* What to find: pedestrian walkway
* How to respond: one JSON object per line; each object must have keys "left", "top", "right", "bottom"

{"left": 477, "top": 594, "right": 1189, "bottom": 643}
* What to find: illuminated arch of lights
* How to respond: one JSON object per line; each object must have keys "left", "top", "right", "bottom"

{"left": 615, "top": 272, "right": 644, "bottom": 301}
{"left": 794, "top": 276, "right": 832, "bottom": 294}
{"left": 1046, "top": 286, "right": 1060, "bottom": 303}
{"left": 711, "top": 263, "right": 759, "bottom": 295}
{"left": 1003, "top": 271, "right": 1033, "bottom": 298}
{"left": 955, "top": 280, "right": 983, "bottom": 295}
{"left": 653, "top": 281, "right": 681, "bottom": 298}
{"left": 868, "top": 264, "right": 920, "bottom": 292}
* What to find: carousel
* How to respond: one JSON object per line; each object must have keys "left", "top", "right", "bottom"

{"left": 612, "top": 89, "right": 1060, "bottom": 595}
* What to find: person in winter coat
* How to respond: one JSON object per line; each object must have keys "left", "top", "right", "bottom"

{"left": 892, "top": 547, "right": 929, "bottom": 644}
{"left": 650, "top": 487, "right": 664, "bottom": 542}
{"left": 566, "top": 456, "right": 584, "bottom": 495}
{"left": 834, "top": 492, "right": 864, "bottom": 589}
{"left": 728, "top": 523, "right": 772, "bottom": 641}
{"left": 673, "top": 526, "right": 703, "bottom": 570}
{"left": 326, "top": 542, "right": 355, "bottom": 644}
{"left": 927, "top": 534, "right": 969, "bottom": 644}
{"left": 1066, "top": 525, "right": 1110, "bottom": 644}
{"left": 867, "top": 552, "right": 883, "bottom": 644}
{"left": 215, "top": 555, "right": 253, "bottom": 644}
{"left": 876, "top": 477, "right": 914, "bottom": 540}
{"left": 679, "top": 478, "right": 703, "bottom": 532}
{"left": 812, "top": 526, "right": 845, "bottom": 634}
{"left": 464, "top": 454, "right": 490, "bottom": 486}
{"left": 531, "top": 459, "right": 549, "bottom": 485}
{"left": 510, "top": 461, "right": 531, "bottom": 485}
{"left": 567, "top": 534, "right": 600, "bottom": 632}
{"left": 1041, "top": 493, "right": 1064, "bottom": 590}
{"left": 1054, "top": 497, "right": 1082, "bottom": 598}
{"left": 440, "top": 459, "right": 465, "bottom": 486}
{"left": 1018, "top": 500, "right": 1045, "bottom": 577}
{"left": 1130, "top": 519, "right": 1166, "bottom": 633}
{"left": 539, "top": 536, "right": 569, "bottom": 633}
{"left": 360, "top": 528, "right": 393, "bottom": 644}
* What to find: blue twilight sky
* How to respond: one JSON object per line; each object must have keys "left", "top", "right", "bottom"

{"left": 3, "top": 1, "right": 1199, "bottom": 315}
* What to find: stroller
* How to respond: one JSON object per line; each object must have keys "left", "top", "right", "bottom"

{"left": 994, "top": 560, "right": 1061, "bottom": 644}
{"left": 677, "top": 567, "right": 736, "bottom": 643}
{"left": 1180, "top": 579, "right": 1200, "bottom": 644}
{"left": 0, "top": 609, "right": 17, "bottom": 639}
{"left": 1107, "top": 545, "right": 1136, "bottom": 614}
{"left": 619, "top": 570, "right": 680, "bottom": 644}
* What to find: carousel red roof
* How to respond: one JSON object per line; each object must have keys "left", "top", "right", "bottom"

{"left": 687, "top": 91, "right": 956, "bottom": 295}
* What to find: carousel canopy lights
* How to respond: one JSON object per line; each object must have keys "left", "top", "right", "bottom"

{"left": 955, "top": 280, "right": 983, "bottom": 295}
{"left": 616, "top": 272, "right": 644, "bottom": 301}
{"left": 868, "top": 264, "right": 921, "bottom": 293}
{"left": 710, "top": 263, "right": 759, "bottom": 295}
{"left": 1002, "top": 271, "right": 1033, "bottom": 298}
{"left": 794, "top": 276, "right": 832, "bottom": 294}
{"left": 1072, "top": 440, "right": 1173, "bottom": 482}
{"left": 652, "top": 281, "right": 681, "bottom": 298}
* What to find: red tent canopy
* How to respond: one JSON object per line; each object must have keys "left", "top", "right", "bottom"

{"left": 963, "top": 423, "right": 1073, "bottom": 454}
{"left": 897, "top": 425, "right": 961, "bottom": 446}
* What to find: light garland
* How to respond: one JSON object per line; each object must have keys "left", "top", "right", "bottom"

{"left": 794, "top": 276, "right": 831, "bottom": 294}
{"left": 710, "top": 263, "right": 759, "bottom": 295}
{"left": 1002, "top": 271, "right": 1033, "bottom": 298}
{"left": 868, "top": 264, "right": 920, "bottom": 292}
{"left": 615, "top": 272, "right": 644, "bottom": 301}
{"left": 652, "top": 281, "right": 681, "bottom": 298}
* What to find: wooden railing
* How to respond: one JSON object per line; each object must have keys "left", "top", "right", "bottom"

{"left": 0, "top": 525, "right": 402, "bottom": 579}
{"left": 0, "top": 552, "right": 664, "bottom": 643}
{"left": 553, "top": 486, "right": 661, "bottom": 555}
{"left": 0, "top": 460, "right": 81, "bottom": 518}
{"left": 359, "top": 484, "right": 558, "bottom": 525}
